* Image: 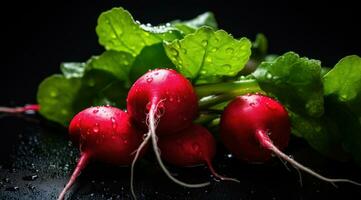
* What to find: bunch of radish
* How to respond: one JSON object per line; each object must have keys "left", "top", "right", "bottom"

{"left": 1, "top": 69, "right": 360, "bottom": 200}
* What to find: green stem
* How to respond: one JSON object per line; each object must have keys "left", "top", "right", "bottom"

{"left": 194, "top": 113, "right": 219, "bottom": 124}
{"left": 195, "top": 79, "right": 260, "bottom": 98}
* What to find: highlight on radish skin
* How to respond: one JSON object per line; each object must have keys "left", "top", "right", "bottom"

{"left": 127, "top": 69, "right": 209, "bottom": 198}
{"left": 220, "top": 94, "right": 361, "bottom": 187}
{"left": 158, "top": 124, "right": 240, "bottom": 183}
{"left": 58, "top": 106, "right": 145, "bottom": 200}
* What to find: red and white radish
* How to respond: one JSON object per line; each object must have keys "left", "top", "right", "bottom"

{"left": 220, "top": 94, "right": 361, "bottom": 186}
{"left": 159, "top": 124, "right": 239, "bottom": 183}
{"left": 58, "top": 106, "right": 145, "bottom": 200}
{"left": 127, "top": 69, "right": 208, "bottom": 198}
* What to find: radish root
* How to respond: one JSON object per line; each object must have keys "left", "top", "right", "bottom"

{"left": 255, "top": 129, "right": 361, "bottom": 187}
{"left": 148, "top": 99, "right": 210, "bottom": 187}
{"left": 205, "top": 160, "right": 240, "bottom": 183}
{"left": 0, "top": 104, "right": 39, "bottom": 113}
{"left": 58, "top": 152, "right": 90, "bottom": 200}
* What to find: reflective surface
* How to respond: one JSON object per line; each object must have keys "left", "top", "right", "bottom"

{"left": 1, "top": 114, "right": 361, "bottom": 199}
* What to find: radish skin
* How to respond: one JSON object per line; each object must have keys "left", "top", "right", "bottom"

{"left": 158, "top": 124, "right": 239, "bottom": 183}
{"left": 221, "top": 94, "right": 361, "bottom": 187}
{"left": 58, "top": 106, "right": 145, "bottom": 200}
{"left": 127, "top": 69, "right": 209, "bottom": 199}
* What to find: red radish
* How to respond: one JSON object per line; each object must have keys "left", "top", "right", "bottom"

{"left": 0, "top": 104, "right": 39, "bottom": 113}
{"left": 58, "top": 106, "right": 145, "bottom": 200}
{"left": 220, "top": 94, "right": 361, "bottom": 186}
{"left": 127, "top": 69, "right": 208, "bottom": 198}
{"left": 159, "top": 124, "right": 239, "bottom": 183}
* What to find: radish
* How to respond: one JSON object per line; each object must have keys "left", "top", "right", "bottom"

{"left": 58, "top": 106, "right": 145, "bottom": 200}
{"left": 126, "top": 69, "right": 209, "bottom": 198}
{"left": 220, "top": 94, "right": 361, "bottom": 186}
{"left": 158, "top": 124, "right": 239, "bottom": 183}
{"left": 0, "top": 104, "right": 39, "bottom": 114}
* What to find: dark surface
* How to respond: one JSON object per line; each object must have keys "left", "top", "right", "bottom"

{"left": 1, "top": 0, "right": 361, "bottom": 199}
{"left": 1, "top": 114, "right": 361, "bottom": 200}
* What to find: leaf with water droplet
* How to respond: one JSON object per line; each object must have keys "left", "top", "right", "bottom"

{"left": 171, "top": 12, "right": 218, "bottom": 35}
{"left": 96, "top": 7, "right": 182, "bottom": 55}
{"left": 164, "top": 27, "right": 251, "bottom": 84}
{"left": 253, "top": 52, "right": 324, "bottom": 118}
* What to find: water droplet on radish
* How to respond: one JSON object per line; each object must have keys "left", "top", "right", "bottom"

{"left": 265, "top": 102, "right": 277, "bottom": 110}
{"left": 226, "top": 47, "right": 234, "bottom": 54}
{"left": 146, "top": 77, "right": 153, "bottom": 83}
{"left": 154, "top": 72, "right": 159, "bottom": 76}
{"left": 93, "top": 123, "right": 99, "bottom": 133}
{"left": 192, "top": 143, "right": 200, "bottom": 151}
{"left": 123, "top": 139, "right": 128, "bottom": 144}
{"left": 249, "top": 103, "right": 255, "bottom": 106}
{"left": 93, "top": 109, "right": 99, "bottom": 114}
{"left": 110, "top": 117, "right": 117, "bottom": 129}
{"left": 201, "top": 40, "right": 208, "bottom": 46}
{"left": 226, "top": 154, "right": 233, "bottom": 158}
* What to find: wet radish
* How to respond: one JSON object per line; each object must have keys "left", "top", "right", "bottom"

{"left": 159, "top": 124, "right": 239, "bottom": 183}
{"left": 58, "top": 106, "right": 145, "bottom": 200}
{"left": 220, "top": 94, "right": 361, "bottom": 186}
{"left": 126, "top": 69, "right": 208, "bottom": 198}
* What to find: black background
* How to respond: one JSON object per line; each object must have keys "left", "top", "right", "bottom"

{"left": 1, "top": 0, "right": 361, "bottom": 199}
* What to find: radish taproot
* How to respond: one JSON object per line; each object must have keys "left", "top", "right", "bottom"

{"left": 58, "top": 106, "right": 145, "bottom": 200}
{"left": 127, "top": 69, "right": 209, "bottom": 198}
{"left": 158, "top": 124, "right": 239, "bottom": 183}
{"left": 0, "top": 104, "right": 39, "bottom": 114}
{"left": 220, "top": 94, "right": 361, "bottom": 186}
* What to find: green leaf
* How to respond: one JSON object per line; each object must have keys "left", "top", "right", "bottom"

{"left": 251, "top": 33, "right": 268, "bottom": 59}
{"left": 60, "top": 62, "right": 86, "bottom": 78}
{"left": 289, "top": 109, "right": 349, "bottom": 161}
{"left": 322, "top": 55, "right": 361, "bottom": 165}
{"left": 96, "top": 7, "right": 182, "bottom": 56}
{"left": 253, "top": 52, "right": 324, "bottom": 117}
{"left": 164, "top": 27, "right": 251, "bottom": 83}
{"left": 129, "top": 43, "right": 175, "bottom": 82}
{"left": 87, "top": 50, "right": 134, "bottom": 87}
{"left": 37, "top": 70, "right": 128, "bottom": 126}
{"left": 323, "top": 55, "right": 361, "bottom": 102}
{"left": 172, "top": 12, "right": 218, "bottom": 35}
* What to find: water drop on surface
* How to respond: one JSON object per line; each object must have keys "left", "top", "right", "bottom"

{"left": 226, "top": 154, "right": 233, "bottom": 158}
{"left": 201, "top": 40, "right": 208, "bottom": 46}
{"left": 211, "top": 48, "right": 218, "bottom": 52}
{"left": 200, "top": 70, "right": 207, "bottom": 75}
{"left": 93, "top": 109, "right": 99, "bottom": 114}
{"left": 169, "top": 97, "right": 174, "bottom": 102}
{"left": 222, "top": 64, "right": 231, "bottom": 70}
{"left": 249, "top": 103, "right": 255, "bottom": 106}
{"left": 22, "top": 175, "right": 38, "bottom": 181}
{"left": 6, "top": 186, "right": 19, "bottom": 191}
{"left": 226, "top": 47, "right": 234, "bottom": 54}
{"left": 265, "top": 102, "right": 277, "bottom": 110}
{"left": 206, "top": 57, "right": 212, "bottom": 63}
{"left": 181, "top": 48, "right": 187, "bottom": 54}
{"left": 146, "top": 77, "right": 153, "bottom": 83}
{"left": 170, "top": 48, "right": 178, "bottom": 56}
{"left": 4, "top": 178, "right": 10, "bottom": 183}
